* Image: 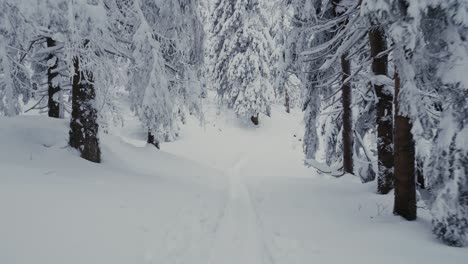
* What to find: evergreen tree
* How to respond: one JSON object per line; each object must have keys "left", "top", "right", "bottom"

{"left": 419, "top": 2, "right": 468, "bottom": 247}
{"left": 30, "top": 0, "right": 69, "bottom": 119}
{"left": 393, "top": 68, "right": 416, "bottom": 220}
{"left": 368, "top": 15, "right": 394, "bottom": 194}
{"left": 287, "top": 0, "right": 324, "bottom": 159}
{"left": 332, "top": 0, "right": 353, "bottom": 174}
{"left": 67, "top": 0, "right": 122, "bottom": 163}
{"left": 296, "top": 0, "right": 364, "bottom": 172}
{"left": 383, "top": 0, "right": 417, "bottom": 221}
{"left": 210, "top": 0, "right": 274, "bottom": 125}
{"left": 128, "top": 0, "right": 172, "bottom": 148}
{"left": 0, "top": 0, "right": 31, "bottom": 116}
{"left": 127, "top": 0, "right": 204, "bottom": 147}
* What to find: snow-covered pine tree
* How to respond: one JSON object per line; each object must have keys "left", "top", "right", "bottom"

{"left": 169, "top": 0, "right": 205, "bottom": 126}
{"left": 269, "top": 1, "right": 302, "bottom": 114}
{"left": 28, "top": 0, "right": 70, "bottom": 118}
{"left": 286, "top": 0, "right": 324, "bottom": 158}
{"left": 378, "top": 0, "right": 418, "bottom": 221}
{"left": 210, "top": 0, "right": 274, "bottom": 125}
{"left": 128, "top": 0, "right": 172, "bottom": 148}
{"left": 296, "top": 0, "right": 365, "bottom": 173}
{"left": 415, "top": 1, "right": 468, "bottom": 247}
{"left": 67, "top": 0, "right": 123, "bottom": 163}
{"left": 268, "top": 0, "right": 289, "bottom": 113}
{"left": 362, "top": 0, "right": 395, "bottom": 194}
{"left": 0, "top": 0, "right": 32, "bottom": 116}
{"left": 127, "top": 0, "right": 204, "bottom": 148}
{"left": 366, "top": 0, "right": 467, "bottom": 236}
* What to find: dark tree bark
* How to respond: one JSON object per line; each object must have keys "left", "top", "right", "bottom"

{"left": 416, "top": 158, "right": 425, "bottom": 189}
{"left": 393, "top": 70, "right": 416, "bottom": 220}
{"left": 147, "top": 130, "right": 160, "bottom": 149}
{"left": 251, "top": 114, "right": 259, "bottom": 126}
{"left": 369, "top": 26, "right": 394, "bottom": 194}
{"left": 285, "top": 89, "right": 290, "bottom": 114}
{"left": 341, "top": 53, "right": 353, "bottom": 174}
{"left": 46, "top": 37, "right": 61, "bottom": 118}
{"left": 332, "top": 0, "right": 353, "bottom": 174}
{"left": 69, "top": 56, "right": 101, "bottom": 163}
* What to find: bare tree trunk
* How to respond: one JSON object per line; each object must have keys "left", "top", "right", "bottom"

{"left": 69, "top": 56, "right": 101, "bottom": 163}
{"left": 341, "top": 52, "right": 353, "bottom": 174}
{"left": 46, "top": 37, "right": 61, "bottom": 118}
{"left": 251, "top": 114, "right": 259, "bottom": 126}
{"left": 369, "top": 26, "right": 394, "bottom": 194}
{"left": 285, "top": 89, "right": 291, "bottom": 114}
{"left": 147, "top": 130, "right": 160, "bottom": 149}
{"left": 393, "top": 69, "right": 416, "bottom": 220}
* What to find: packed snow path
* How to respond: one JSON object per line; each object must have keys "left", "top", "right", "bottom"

{"left": 163, "top": 104, "right": 468, "bottom": 264}
{"left": 210, "top": 156, "right": 273, "bottom": 264}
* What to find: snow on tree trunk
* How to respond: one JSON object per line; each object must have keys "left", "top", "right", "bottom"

{"left": 393, "top": 69, "right": 416, "bottom": 221}
{"left": 69, "top": 56, "right": 100, "bottom": 163}
{"left": 250, "top": 114, "right": 259, "bottom": 126}
{"left": 369, "top": 26, "right": 393, "bottom": 194}
{"left": 147, "top": 130, "right": 160, "bottom": 149}
{"left": 46, "top": 37, "right": 61, "bottom": 118}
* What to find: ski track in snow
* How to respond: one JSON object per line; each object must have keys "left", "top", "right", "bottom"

{"left": 210, "top": 155, "right": 274, "bottom": 264}
{"left": 3, "top": 108, "right": 468, "bottom": 264}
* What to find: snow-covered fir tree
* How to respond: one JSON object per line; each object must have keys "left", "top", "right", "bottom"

{"left": 127, "top": 0, "right": 204, "bottom": 148}
{"left": 28, "top": 0, "right": 70, "bottom": 118}
{"left": 418, "top": 2, "right": 468, "bottom": 247}
{"left": 287, "top": 0, "right": 342, "bottom": 164}
{"left": 66, "top": 0, "right": 125, "bottom": 162}
{"left": 128, "top": 0, "right": 173, "bottom": 148}
{"left": 210, "top": 0, "right": 274, "bottom": 125}
{"left": 269, "top": 0, "right": 301, "bottom": 113}
{"left": 0, "top": 0, "right": 31, "bottom": 116}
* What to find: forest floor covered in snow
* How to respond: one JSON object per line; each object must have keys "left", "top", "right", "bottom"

{"left": 1, "top": 98, "right": 467, "bottom": 264}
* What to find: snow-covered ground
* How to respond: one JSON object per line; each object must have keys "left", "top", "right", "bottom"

{"left": 1, "top": 98, "right": 467, "bottom": 264}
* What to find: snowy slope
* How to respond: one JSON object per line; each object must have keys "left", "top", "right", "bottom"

{"left": 1, "top": 100, "right": 467, "bottom": 264}
{"left": 0, "top": 116, "right": 228, "bottom": 264}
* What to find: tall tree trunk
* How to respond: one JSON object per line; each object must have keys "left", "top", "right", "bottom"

{"left": 332, "top": 0, "right": 353, "bottom": 174}
{"left": 285, "top": 89, "right": 290, "bottom": 114}
{"left": 369, "top": 26, "right": 394, "bottom": 194}
{"left": 341, "top": 52, "right": 353, "bottom": 174}
{"left": 393, "top": 69, "right": 416, "bottom": 220}
{"left": 46, "top": 37, "right": 61, "bottom": 118}
{"left": 147, "top": 130, "right": 160, "bottom": 149}
{"left": 69, "top": 56, "right": 101, "bottom": 163}
{"left": 251, "top": 114, "right": 259, "bottom": 126}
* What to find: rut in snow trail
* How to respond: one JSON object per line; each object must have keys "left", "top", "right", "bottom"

{"left": 210, "top": 156, "right": 273, "bottom": 264}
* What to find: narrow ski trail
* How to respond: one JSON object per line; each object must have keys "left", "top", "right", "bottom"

{"left": 210, "top": 156, "right": 271, "bottom": 264}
